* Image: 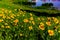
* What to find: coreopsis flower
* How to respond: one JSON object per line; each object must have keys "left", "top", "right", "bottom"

{"left": 1, "top": 25, "right": 4, "bottom": 28}
{"left": 52, "top": 17, "right": 55, "bottom": 20}
{"left": 29, "top": 21, "right": 31, "bottom": 23}
{"left": 30, "top": 17, "right": 34, "bottom": 21}
{"left": 40, "top": 22, "right": 44, "bottom": 26}
{"left": 20, "top": 33, "right": 23, "bottom": 36}
{"left": 29, "top": 26, "right": 33, "bottom": 30}
{"left": 10, "top": 15, "right": 14, "bottom": 18}
{"left": 23, "top": 14, "right": 25, "bottom": 16}
{"left": 7, "top": 16, "right": 11, "bottom": 19}
{"left": 54, "top": 26, "right": 58, "bottom": 29}
{"left": 0, "top": 14, "right": 3, "bottom": 17}
{"left": 2, "top": 15, "right": 6, "bottom": 19}
{"left": 14, "top": 19, "right": 19, "bottom": 23}
{"left": 2, "top": 8, "right": 5, "bottom": 11}
{"left": 23, "top": 19, "right": 29, "bottom": 23}
{"left": 9, "top": 10, "right": 12, "bottom": 13}
{"left": 53, "top": 18, "right": 59, "bottom": 24}
{"left": 58, "top": 31, "right": 60, "bottom": 33}
{"left": 39, "top": 24, "right": 45, "bottom": 30}
{"left": 5, "top": 23, "right": 8, "bottom": 25}
{"left": 56, "top": 20, "right": 59, "bottom": 24}
{"left": 32, "top": 21, "right": 35, "bottom": 25}
{"left": 0, "top": 19, "right": 3, "bottom": 22}
{"left": 30, "top": 13, "right": 33, "bottom": 16}
{"left": 5, "top": 26, "right": 10, "bottom": 28}
{"left": 5, "top": 10, "right": 8, "bottom": 13}
{"left": 37, "top": 17, "right": 40, "bottom": 20}
{"left": 47, "top": 17, "right": 51, "bottom": 21}
{"left": 46, "top": 21, "right": 51, "bottom": 26}
{"left": 48, "top": 30, "right": 54, "bottom": 36}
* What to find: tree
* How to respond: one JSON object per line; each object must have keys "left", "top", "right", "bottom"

{"left": 42, "top": 3, "right": 53, "bottom": 7}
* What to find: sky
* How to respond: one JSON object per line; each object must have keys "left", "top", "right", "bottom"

{"left": 34, "top": 0, "right": 60, "bottom": 9}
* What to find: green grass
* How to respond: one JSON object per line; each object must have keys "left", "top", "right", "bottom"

{"left": 0, "top": 0, "right": 60, "bottom": 40}
{"left": 0, "top": 0, "right": 60, "bottom": 14}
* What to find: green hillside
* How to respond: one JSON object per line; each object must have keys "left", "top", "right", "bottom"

{"left": 0, "top": 0, "right": 60, "bottom": 40}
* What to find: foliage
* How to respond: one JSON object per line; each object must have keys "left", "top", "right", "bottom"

{"left": 42, "top": 3, "right": 53, "bottom": 7}
{"left": 34, "top": 3, "right": 53, "bottom": 10}
{"left": 0, "top": 8, "right": 59, "bottom": 40}
{"left": 13, "top": 0, "right": 28, "bottom": 4}
{"left": 0, "top": 0, "right": 60, "bottom": 40}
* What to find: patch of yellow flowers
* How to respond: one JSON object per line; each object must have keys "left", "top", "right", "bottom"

{"left": 0, "top": 8, "right": 60, "bottom": 38}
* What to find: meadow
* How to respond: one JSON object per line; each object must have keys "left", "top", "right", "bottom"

{"left": 0, "top": 0, "right": 60, "bottom": 40}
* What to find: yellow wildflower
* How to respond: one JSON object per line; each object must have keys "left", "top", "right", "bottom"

{"left": 7, "top": 16, "right": 11, "bottom": 19}
{"left": 32, "top": 21, "right": 35, "bottom": 25}
{"left": 29, "top": 21, "right": 31, "bottom": 23}
{"left": 39, "top": 25, "right": 45, "bottom": 30}
{"left": 5, "top": 10, "right": 8, "bottom": 13}
{"left": 29, "top": 26, "right": 33, "bottom": 30}
{"left": 40, "top": 22, "right": 44, "bottom": 26}
{"left": 37, "top": 17, "right": 40, "bottom": 20}
{"left": 5, "top": 23, "right": 8, "bottom": 25}
{"left": 30, "top": 13, "right": 33, "bottom": 16}
{"left": 2, "top": 8, "right": 4, "bottom": 11}
{"left": 47, "top": 17, "right": 51, "bottom": 21}
{"left": 52, "top": 17, "right": 55, "bottom": 20}
{"left": 30, "top": 17, "right": 34, "bottom": 21}
{"left": 0, "top": 14, "right": 3, "bottom": 17}
{"left": 48, "top": 30, "right": 54, "bottom": 36}
{"left": 14, "top": 19, "right": 19, "bottom": 23}
{"left": 9, "top": 10, "right": 12, "bottom": 13}
{"left": 23, "top": 19, "right": 29, "bottom": 23}
{"left": 10, "top": 15, "right": 14, "bottom": 18}
{"left": 0, "top": 19, "right": 3, "bottom": 22}
{"left": 58, "top": 31, "right": 60, "bottom": 33}
{"left": 46, "top": 21, "right": 51, "bottom": 26}
{"left": 1, "top": 25, "right": 4, "bottom": 28}
{"left": 2, "top": 15, "right": 6, "bottom": 19}
{"left": 20, "top": 33, "right": 23, "bottom": 36}
{"left": 53, "top": 18, "right": 59, "bottom": 24}
{"left": 54, "top": 26, "right": 58, "bottom": 29}
{"left": 5, "top": 26, "right": 10, "bottom": 28}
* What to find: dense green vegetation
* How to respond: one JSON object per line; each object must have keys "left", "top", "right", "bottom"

{"left": 12, "top": 0, "right": 60, "bottom": 14}
{"left": 0, "top": 0, "right": 60, "bottom": 40}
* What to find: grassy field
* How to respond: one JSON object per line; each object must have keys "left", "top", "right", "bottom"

{"left": 12, "top": 0, "right": 60, "bottom": 14}
{"left": 1, "top": 0, "right": 59, "bottom": 14}
{"left": 0, "top": 0, "right": 60, "bottom": 40}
